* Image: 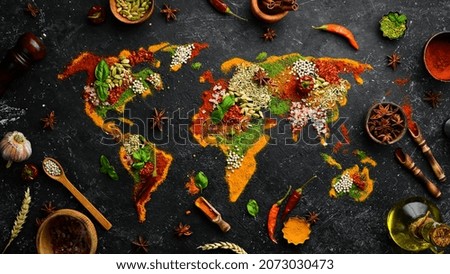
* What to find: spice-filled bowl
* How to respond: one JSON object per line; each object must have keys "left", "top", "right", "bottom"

{"left": 365, "top": 102, "right": 407, "bottom": 145}
{"left": 110, "top": 0, "right": 154, "bottom": 24}
{"left": 36, "top": 209, "right": 97, "bottom": 254}
{"left": 424, "top": 31, "right": 450, "bottom": 82}
{"left": 250, "top": 0, "right": 289, "bottom": 23}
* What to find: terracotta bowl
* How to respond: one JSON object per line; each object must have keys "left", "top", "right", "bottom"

{"left": 36, "top": 209, "right": 97, "bottom": 254}
{"left": 365, "top": 102, "right": 407, "bottom": 145}
{"left": 250, "top": 0, "right": 289, "bottom": 23}
{"left": 110, "top": 0, "right": 154, "bottom": 24}
{"left": 424, "top": 31, "right": 450, "bottom": 82}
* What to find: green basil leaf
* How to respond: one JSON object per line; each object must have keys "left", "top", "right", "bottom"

{"left": 100, "top": 155, "right": 110, "bottom": 168}
{"left": 97, "top": 85, "right": 109, "bottom": 102}
{"left": 142, "top": 149, "right": 151, "bottom": 163}
{"left": 388, "top": 13, "right": 396, "bottom": 22}
{"left": 396, "top": 14, "right": 407, "bottom": 24}
{"left": 108, "top": 168, "right": 119, "bottom": 181}
{"left": 100, "top": 166, "right": 109, "bottom": 174}
{"left": 133, "top": 150, "right": 142, "bottom": 161}
{"left": 211, "top": 105, "right": 224, "bottom": 124}
{"left": 220, "top": 95, "right": 235, "bottom": 110}
{"left": 246, "top": 199, "right": 259, "bottom": 218}
{"left": 95, "top": 59, "right": 110, "bottom": 82}
{"left": 132, "top": 162, "right": 145, "bottom": 170}
{"left": 194, "top": 171, "right": 208, "bottom": 191}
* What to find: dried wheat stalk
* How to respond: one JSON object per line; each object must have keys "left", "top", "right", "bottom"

{"left": 2, "top": 187, "right": 31, "bottom": 254}
{"left": 197, "top": 241, "right": 247, "bottom": 254}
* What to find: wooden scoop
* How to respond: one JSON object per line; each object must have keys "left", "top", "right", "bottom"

{"left": 394, "top": 148, "right": 441, "bottom": 199}
{"left": 42, "top": 157, "right": 112, "bottom": 230}
{"left": 408, "top": 121, "right": 446, "bottom": 182}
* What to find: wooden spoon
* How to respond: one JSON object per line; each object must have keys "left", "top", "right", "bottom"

{"left": 408, "top": 121, "right": 446, "bottom": 182}
{"left": 394, "top": 148, "right": 441, "bottom": 199}
{"left": 42, "top": 157, "right": 112, "bottom": 230}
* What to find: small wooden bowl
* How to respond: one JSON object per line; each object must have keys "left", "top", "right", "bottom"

{"left": 423, "top": 31, "right": 450, "bottom": 82}
{"left": 36, "top": 209, "right": 97, "bottom": 254}
{"left": 110, "top": 0, "right": 154, "bottom": 24}
{"left": 365, "top": 102, "right": 407, "bottom": 145}
{"left": 250, "top": 0, "right": 289, "bottom": 23}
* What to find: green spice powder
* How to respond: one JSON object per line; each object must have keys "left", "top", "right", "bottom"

{"left": 269, "top": 97, "right": 291, "bottom": 116}
{"left": 380, "top": 16, "right": 406, "bottom": 39}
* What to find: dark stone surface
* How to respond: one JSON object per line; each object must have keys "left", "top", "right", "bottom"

{"left": 0, "top": 0, "right": 449, "bottom": 254}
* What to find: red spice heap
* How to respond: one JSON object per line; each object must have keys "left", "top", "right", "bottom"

{"left": 315, "top": 60, "right": 341, "bottom": 84}
{"left": 424, "top": 34, "right": 450, "bottom": 81}
{"left": 128, "top": 48, "right": 154, "bottom": 66}
{"left": 139, "top": 162, "right": 155, "bottom": 180}
{"left": 222, "top": 105, "right": 243, "bottom": 125}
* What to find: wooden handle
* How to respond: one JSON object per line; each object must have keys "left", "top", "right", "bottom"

{"left": 412, "top": 166, "right": 442, "bottom": 199}
{"left": 59, "top": 176, "right": 112, "bottom": 230}
{"left": 214, "top": 216, "right": 231, "bottom": 233}
{"left": 409, "top": 121, "right": 446, "bottom": 183}
{"left": 422, "top": 144, "right": 446, "bottom": 183}
{"left": 395, "top": 148, "right": 441, "bottom": 199}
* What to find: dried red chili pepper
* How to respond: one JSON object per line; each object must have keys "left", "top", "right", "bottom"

{"left": 281, "top": 176, "right": 317, "bottom": 220}
{"left": 313, "top": 24, "right": 359, "bottom": 50}
{"left": 87, "top": 5, "right": 106, "bottom": 25}
{"left": 21, "top": 163, "right": 39, "bottom": 182}
{"left": 297, "top": 75, "right": 315, "bottom": 94}
{"left": 208, "top": 0, "right": 247, "bottom": 21}
{"left": 267, "top": 186, "right": 291, "bottom": 244}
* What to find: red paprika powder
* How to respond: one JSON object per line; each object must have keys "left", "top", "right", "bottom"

{"left": 424, "top": 32, "right": 450, "bottom": 81}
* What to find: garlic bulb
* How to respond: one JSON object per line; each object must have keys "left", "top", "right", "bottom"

{"left": 0, "top": 131, "right": 32, "bottom": 168}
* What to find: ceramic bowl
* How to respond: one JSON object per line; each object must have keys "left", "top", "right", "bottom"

{"left": 250, "top": 0, "right": 289, "bottom": 24}
{"left": 423, "top": 31, "right": 450, "bottom": 82}
{"left": 110, "top": 0, "right": 154, "bottom": 24}
{"left": 365, "top": 102, "right": 407, "bottom": 145}
{"left": 36, "top": 209, "right": 97, "bottom": 254}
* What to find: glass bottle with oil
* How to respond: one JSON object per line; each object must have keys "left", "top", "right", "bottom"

{"left": 387, "top": 197, "right": 450, "bottom": 253}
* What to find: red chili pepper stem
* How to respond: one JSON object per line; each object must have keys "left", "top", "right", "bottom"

{"left": 295, "top": 175, "right": 318, "bottom": 193}
{"left": 276, "top": 185, "right": 292, "bottom": 206}
{"left": 209, "top": 0, "right": 248, "bottom": 21}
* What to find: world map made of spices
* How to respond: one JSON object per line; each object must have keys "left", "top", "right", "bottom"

{"left": 59, "top": 42, "right": 373, "bottom": 222}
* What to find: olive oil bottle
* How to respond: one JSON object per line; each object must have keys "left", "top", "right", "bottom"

{"left": 387, "top": 197, "right": 450, "bottom": 253}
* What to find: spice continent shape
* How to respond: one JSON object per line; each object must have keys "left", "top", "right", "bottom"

{"left": 191, "top": 53, "right": 372, "bottom": 202}
{"left": 58, "top": 42, "right": 208, "bottom": 223}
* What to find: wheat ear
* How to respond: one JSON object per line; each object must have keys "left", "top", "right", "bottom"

{"left": 2, "top": 187, "right": 31, "bottom": 254}
{"left": 197, "top": 241, "right": 247, "bottom": 254}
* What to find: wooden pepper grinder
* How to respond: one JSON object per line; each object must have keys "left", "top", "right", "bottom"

{"left": 0, "top": 32, "right": 46, "bottom": 96}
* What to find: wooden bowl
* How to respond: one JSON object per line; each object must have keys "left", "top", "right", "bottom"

{"left": 423, "top": 31, "right": 450, "bottom": 82}
{"left": 36, "top": 209, "right": 97, "bottom": 254}
{"left": 250, "top": 0, "right": 289, "bottom": 23}
{"left": 365, "top": 102, "right": 407, "bottom": 145}
{"left": 110, "top": 0, "right": 154, "bottom": 24}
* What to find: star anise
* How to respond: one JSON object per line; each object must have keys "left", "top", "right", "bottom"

{"left": 253, "top": 69, "right": 271, "bottom": 86}
{"left": 132, "top": 236, "right": 149, "bottom": 253}
{"left": 41, "top": 201, "right": 56, "bottom": 215}
{"left": 306, "top": 211, "right": 320, "bottom": 224}
{"left": 262, "top": 28, "right": 276, "bottom": 41}
{"left": 370, "top": 104, "right": 394, "bottom": 120}
{"left": 174, "top": 222, "right": 193, "bottom": 237}
{"left": 25, "top": 3, "right": 39, "bottom": 17}
{"left": 423, "top": 91, "right": 442, "bottom": 108}
{"left": 160, "top": 4, "right": 179, "bottom": 22}
{"left": 387, "top": 53, "right": 401, "bottom": 70}
{"left": 41, "top": 111, "right": 57, "bottom": 130}
{"left": 150, "top": 108, "right": 168, "bottom": 131}
{"left": 36, "top": 218, "right": 44, "bottom": 227}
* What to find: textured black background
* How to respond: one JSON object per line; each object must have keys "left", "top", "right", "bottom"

{"left": 0, "top": 0, "right": 449, "bottom": 254}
